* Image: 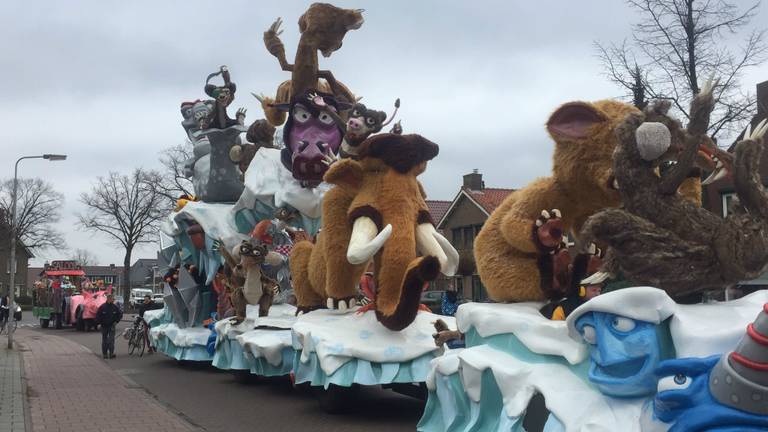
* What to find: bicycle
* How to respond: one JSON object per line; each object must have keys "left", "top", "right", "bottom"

{"left": 125, "top": 316, "right": 152, "bottom": 356}
{"left": 0, "top": 305, "right": 20, "bottom": 335}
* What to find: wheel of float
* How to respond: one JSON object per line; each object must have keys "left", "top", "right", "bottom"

{"left": 75, "top": 307, "right": 85, "bottom": 331}
{"left": 54, "top": 313, "right": 63, "bottom": 329}
{"left": 40, "top": 318, "right": 49, "bottom": 328}
{"left": 313, "top": 384, "right": 360, "bottom": 414}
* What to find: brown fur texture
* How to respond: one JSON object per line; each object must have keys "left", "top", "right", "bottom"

{"left": 260, "top": 3, "right": 362, "bottom": 126}
{"left": 218, "top": 240, "right": 279, "bottom": 323}
{"left": 474, "top": 100, "right": 638, "bottom": 302}
{"left": 290, "top": 134, "right": 441, "bottom": 330}
{"left": 580, "top": 88, "right": 768, "bottom": 296}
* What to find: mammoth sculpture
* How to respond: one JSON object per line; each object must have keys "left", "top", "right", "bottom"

{"left": 290, "top": 133, "right": 458, "bottom": 331}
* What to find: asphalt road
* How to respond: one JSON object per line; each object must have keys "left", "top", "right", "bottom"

{"left": 19, "top": 312, "right": 426, "bottom": 432}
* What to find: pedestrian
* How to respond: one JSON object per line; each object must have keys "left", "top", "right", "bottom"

{"left": 96, "top": 294, "right": 123, "bottom": 359}
{"left": 441, "top": 289, "right": 459, "bottom": 316}
{"left": 0, "top": 295, "right": 9, "bottom": 327}
{"left": 138, "top": 294, "right": 153, "bottom": 318}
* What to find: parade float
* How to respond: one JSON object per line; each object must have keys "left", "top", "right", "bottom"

{"left": 150, "top": 5, "right": 460, "bottom": 409}
{"left": 419, "top": 81, "right": 768, "bottom": 431}
{"left": 144, "top": 2, "right": 768, "bottom": 429}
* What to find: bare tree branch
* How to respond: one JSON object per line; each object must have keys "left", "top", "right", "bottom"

{"left": 0, "top": 178, "right": 66, "bottom": 252}
{"left": 78, "top": 169, "right": 166, "bottom": 296}
{"left": 597, "top": 0, "right": 766, "bottom": 140}
{"left": 70, "top": 249, "right": 96, "bottom": 267}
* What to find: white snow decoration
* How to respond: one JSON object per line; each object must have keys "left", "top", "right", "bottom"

{"left": 234, "top": 147, "right": 330, "bottom": 219}
{"left": 143, "top": 308, "right": 165, "bottom": 325}
{"left": 215, "top": 303, "right": 297, "bottom": 345}
{"left": 292, "top": 308, "right": 456, "bottom": 376}
{"left": 150, "top": 323, "right": 211, "bottom": 347}
{"left": 566, "top": 286, "right": 677, "bottom": 341}
{"left": 167, "top": 201, "right": 245, "bottom": 249}
{"left": 237, "top": 329, "right": 293, "bottom": 366}
{"left": 456, "top": 302, "right": 588, "bottom": 364}
{"left": 670, "top": 290, "right": 768, "bottom": 358}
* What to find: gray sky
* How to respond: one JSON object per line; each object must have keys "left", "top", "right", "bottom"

{"left": 2, "top": 1, "right": 766, "bottom": 266}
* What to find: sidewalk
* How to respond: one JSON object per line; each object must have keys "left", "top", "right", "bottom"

{"left": 0, "top": 342, "right": 26, "bottom": 432}
{"left": 15, "top": 329, "right": 198, "bottom": 432}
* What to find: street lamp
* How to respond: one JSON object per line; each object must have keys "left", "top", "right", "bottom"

{"left": 8, "top": 154, "right": 67, "bottom": 349}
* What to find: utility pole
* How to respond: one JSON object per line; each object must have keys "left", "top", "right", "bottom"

{"left": 8, "top": 154, "right": 66, "bottom": 349}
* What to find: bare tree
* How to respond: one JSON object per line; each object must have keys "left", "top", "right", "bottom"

{"left": 596, "top": 0, "right": 767, "bottom": 139}
{"left": 78, "top": 170, "right": 165, "bottom": 298}
{"left": 0, "top": 178, "right": 66, "bottom": 251}
{"left": 70, "top": 248, "right": 96, "bottom": 267}
{"left": 143, "top": 144, "right": 195, "bottom": 211}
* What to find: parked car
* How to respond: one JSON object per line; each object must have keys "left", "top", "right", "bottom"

{"left": 130, "top": 288, "right": 154, "bottom": 308}
{"left": 152, "top": 294, "right": 164, "bottom": 305}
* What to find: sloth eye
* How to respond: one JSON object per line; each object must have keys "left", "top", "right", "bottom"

{"left": 293, "top": 106, "right": 311, "bottom": 123}
{"left": 352, "top": 110, "right": 360, "bottom": 117}
{"left": 318, "top": 112, "right": 334, "bottom": 125}
{"left": 366, "top": 117, "right": 376, "bottom": 126}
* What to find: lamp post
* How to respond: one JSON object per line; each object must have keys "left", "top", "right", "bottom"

{"left": 8, "top": 154, "right": 67, "bottom": 349}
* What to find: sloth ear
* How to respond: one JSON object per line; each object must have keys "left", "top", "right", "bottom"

{"left": 547, "top": 102, "right": 606, "bottom": 140}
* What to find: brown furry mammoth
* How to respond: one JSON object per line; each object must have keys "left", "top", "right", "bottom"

{"left": 290, "top": 133, "right": 458, "bottom": 331}
{"left": 474, "top": 100, "right": 640, "bottom": 303}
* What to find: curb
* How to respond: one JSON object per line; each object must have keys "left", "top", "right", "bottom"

{"left": 15, "top": 341, "right": 33, "bottom": 432}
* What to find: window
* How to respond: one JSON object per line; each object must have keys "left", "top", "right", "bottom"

{"left": 463, "top": 226, "right": 475, "bottom": 248}
{"left": 722, "top": 192, "right": 736, "bottom": 217}
{"left": 471, "top": 275, "right": 488, "bottom": 302}
{"left": 452, "top": 228, "right": 463, "bottom": 248}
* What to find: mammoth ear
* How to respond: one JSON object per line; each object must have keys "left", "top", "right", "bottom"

{"left": 547, "top": 102, "right": 606, "bottom": 139}
{"left": 324, "top": 159, "right": 364, "bottom": 189}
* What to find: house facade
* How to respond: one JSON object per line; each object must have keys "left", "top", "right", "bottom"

{"left": 428, "top": 170, "right": 514, "bottom": 302}
{"left": 0, "top": 222, "right": 34, "bottom": 298}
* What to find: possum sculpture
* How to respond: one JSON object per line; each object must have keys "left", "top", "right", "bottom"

{"left": 580, "top": 80, "right": 768, "bottom": 296}
{"left": 474, "top": 100, "right": 639, "bottom": 302}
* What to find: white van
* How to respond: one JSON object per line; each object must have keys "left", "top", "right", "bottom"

{"left": 129, "top": 288, "right": 154, "bottom": 308}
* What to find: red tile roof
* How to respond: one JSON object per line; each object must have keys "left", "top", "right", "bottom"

{"left": 426, "top": 200, "right": 452, "bottom": 224}
{"left": 463, "top": 187, "right": 515, "bottom": 214}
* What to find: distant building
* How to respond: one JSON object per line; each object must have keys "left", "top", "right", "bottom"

{"left": 0, "top": 221, "right": 34, "bottom": 298}
{"left": 429, "top": 170, "right": 515, "bottom": 302}
{"left": 129, "top": 258, "right": 160, "bottom": 291}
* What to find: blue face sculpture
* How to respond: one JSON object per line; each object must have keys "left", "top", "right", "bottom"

{"left": 576, "top": 312, "right": 668, "bottom": 397}
{"left": 654, "top": 356, "right": 768, "bottom": 432}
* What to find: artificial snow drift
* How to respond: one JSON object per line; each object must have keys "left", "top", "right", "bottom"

{"left": 418, "top": 289, "right": 768, "bottom": 432}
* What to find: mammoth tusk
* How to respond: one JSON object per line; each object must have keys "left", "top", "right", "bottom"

{"left": 416, "top": 224, "right": 459, "bottom": 276}
{"left": 347, "top": 218, "right": 392, "bottom": 265}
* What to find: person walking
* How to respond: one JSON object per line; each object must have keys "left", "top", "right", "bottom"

{"left": 0, "top": 295, "right": 9, "bottom": 326}
{"left": 96, "top": 294, "right": 123, "bottom": 359}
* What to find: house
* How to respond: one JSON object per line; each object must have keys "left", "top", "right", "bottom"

{"left": 701, "top": 80, "right": 768, "bottom": 297}
{"left": 129, "top": 258, "right": 160, "bottom": 290}
{"left": 703, "top": 80, "right": 768, "bottom": 217}
{"left": 0, "top": 221, "right": 34, "bottom": 298}
{"left": 429, "top": 170, "right": 515, "bottom": 302}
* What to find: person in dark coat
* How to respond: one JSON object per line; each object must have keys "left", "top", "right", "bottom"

{"left": 96, "top": 294, "right": 123, "bottom": 359}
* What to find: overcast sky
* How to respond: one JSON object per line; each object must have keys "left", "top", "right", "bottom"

{"left": 2, "top": 1, "right": 766, "bottom": 267}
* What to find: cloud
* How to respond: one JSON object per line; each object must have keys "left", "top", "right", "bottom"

{"left": 1, "top": 1, "right": 765, "bottom": 266}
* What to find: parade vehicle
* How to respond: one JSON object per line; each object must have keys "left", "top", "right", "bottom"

{"left": 32, "top": 260, "right": 85, "bottom": 329}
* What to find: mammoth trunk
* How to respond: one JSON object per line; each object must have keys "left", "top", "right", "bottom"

{"left": 373, "top": 227, "right": 440, "bottom": 331}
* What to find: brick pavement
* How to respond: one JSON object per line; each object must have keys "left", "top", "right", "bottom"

{"left": 15, "top": 329, "right": 197, "bottom": 432}
{"left": 0, "top": 344, "right": 27, "bottom": 432}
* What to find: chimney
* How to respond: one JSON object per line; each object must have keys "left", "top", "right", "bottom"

{"left": 463, "top": 169, "right": 484, "bottom": 191}
{"left": 757, "top": 81, "right": 767, "bottom": 118}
